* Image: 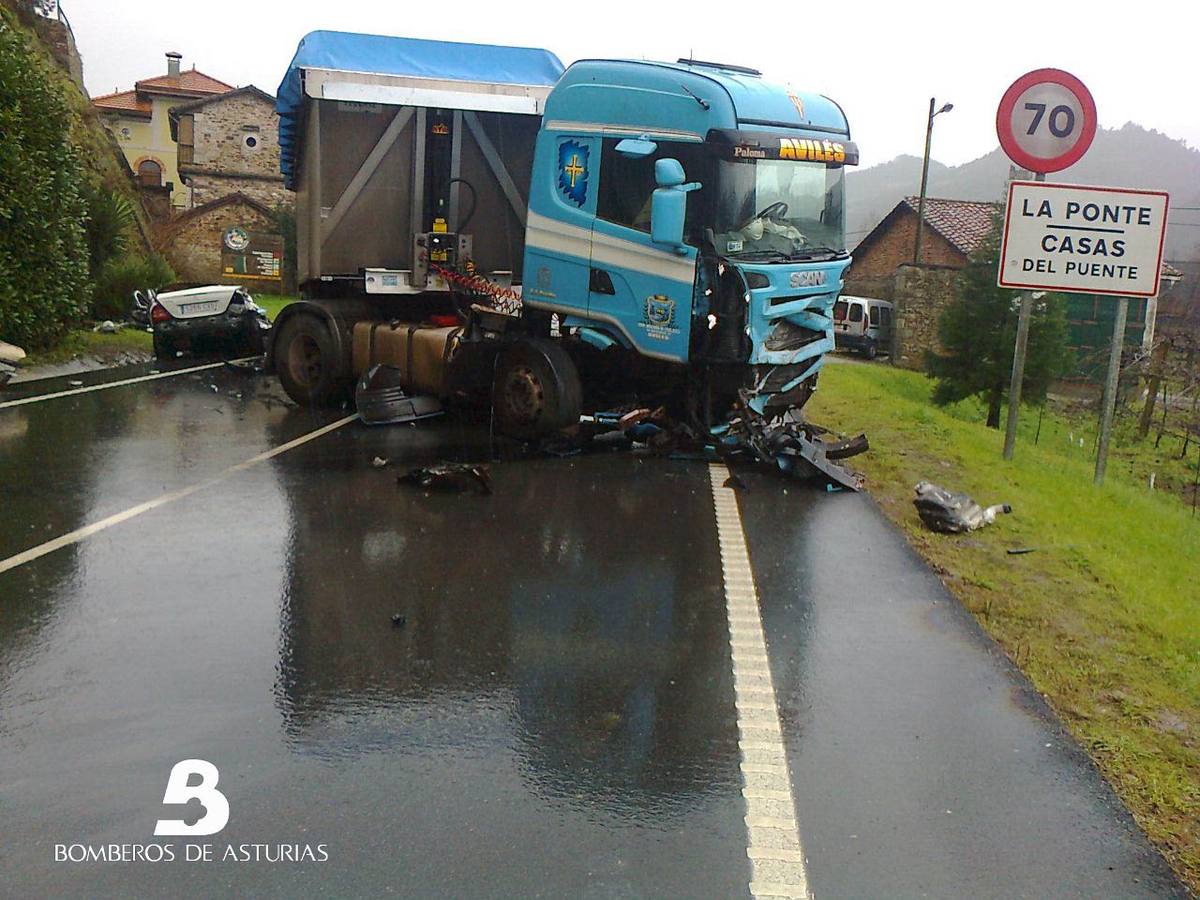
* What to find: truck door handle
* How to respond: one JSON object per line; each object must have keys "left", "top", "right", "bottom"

{"left": 589, "top": 268, "right": 615, "bottom": 296}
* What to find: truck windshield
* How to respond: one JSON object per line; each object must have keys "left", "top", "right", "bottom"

{"left": 713, "top": 158, "right": 846, "bottom": 262}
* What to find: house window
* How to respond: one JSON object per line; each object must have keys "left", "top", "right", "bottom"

{"left": 137, "top": 159, "right": 162, "bottom": 188}
{"left": 243, "top": 135, "right": 258, "bottom": 150}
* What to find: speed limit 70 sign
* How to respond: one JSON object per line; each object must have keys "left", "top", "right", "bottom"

{"left": 997, "top": 69, "right": 1097, "bottom": 173}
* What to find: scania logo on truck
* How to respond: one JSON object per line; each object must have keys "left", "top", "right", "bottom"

{"left": 778, "top": 138, "right": 846, "bottom": 164}
{"left": 789, "top": 271, "right": 827, "bottom": 288}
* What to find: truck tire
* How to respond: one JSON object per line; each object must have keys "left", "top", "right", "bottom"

{"left": 494, "top": 338, "right": 582, "bottom": 440}
{"left": 274, "top": 313, "right": 347, "bottom": 406}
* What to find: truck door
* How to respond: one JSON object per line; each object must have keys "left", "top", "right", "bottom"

{"left": 589, "top": 140, "right": 697, "bottom": 363}
{"left": 522, "top": 133, "right": 599, "bottom": 320}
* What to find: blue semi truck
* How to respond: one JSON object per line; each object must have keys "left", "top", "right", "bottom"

{"left": 270, "top": 32, "right": 862, "bottom": 478}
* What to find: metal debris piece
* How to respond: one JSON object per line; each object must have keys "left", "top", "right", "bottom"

{"left": 913, "top": 481, "right": 1012, "bottom": 534}
{"left": 397, "top": 462, "right": 492, "bottom": 495}
{"left": 224, "top": 357, "right": 266, "bottom": 374}
{"left": 723, "top": 473, "right": 747, "bottom": 490}
{"left": 723, "top": 394, "right": 867, "bottom": 491}
{"left": 93, "top": 320, "right": 120, "bottom": 334}
{"left": 390, "top": 614, "right": 406, "bottom": 628}
{"left": 356, "top": 364, "right": 443, "bottom": 425}
{"left": 371, "top": 456, "right": 389, "bottom": 468}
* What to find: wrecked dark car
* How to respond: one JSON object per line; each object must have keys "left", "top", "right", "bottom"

{"left": 134, "top": 286, "right": 271, "bottom": 359}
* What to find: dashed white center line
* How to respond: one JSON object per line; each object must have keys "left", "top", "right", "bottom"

{"left": 0, "top": 414, "right": 357, "bottom": 575}
{"left": 0, "top": 358, "right": 257, "bottom": 409}
{"left": 709, "top": 463, "right": 811, "bottom": 900}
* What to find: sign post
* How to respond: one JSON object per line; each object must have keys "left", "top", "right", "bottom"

{"left": 996, "top": 69, "right": 1096, "bottom": 460}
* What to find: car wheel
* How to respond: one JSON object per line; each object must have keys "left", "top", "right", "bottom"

{"left": 274, "top": 314, "right": 347, "bottom": 406}
{"left": 865, "top": 340, "right": 878, "bottom": 360}
{"left": 152, "top": 332, "right": 174, "bottom": 360}
{"left": 494, "top": 338, "right": 582, "bottom": 440}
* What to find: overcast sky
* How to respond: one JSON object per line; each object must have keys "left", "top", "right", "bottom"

{"left": 69, "top": 0, "right": 1197, "bottom": 171}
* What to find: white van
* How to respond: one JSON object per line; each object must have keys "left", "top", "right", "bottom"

{"left": 833, "top": 296, "right": 893, "bottom": 359}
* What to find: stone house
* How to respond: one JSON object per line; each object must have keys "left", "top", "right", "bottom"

{"left": 169, "top": 86, "right": 289, "bottom": 210}
{"left": 846, "top": 197, "right": 997, "bottom": 300}
{"left": 845, "top": 197, "right": 997, "bottom": 368}
{"left": 157, "top": 193, "right": 281, "bottom": 291}
{"left": 93, "top": 52, "right": 233, "bottom": 209}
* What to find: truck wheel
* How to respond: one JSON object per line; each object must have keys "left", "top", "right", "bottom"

{"left": 275, "top": 314, "right": 346, "bottom": 406}
{"left": 494, "top": 339, "right": 582, "bottom": 440}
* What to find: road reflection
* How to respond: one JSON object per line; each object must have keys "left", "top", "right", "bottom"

{"left": 271, "top": 419, "right": 740, "bottom": 809}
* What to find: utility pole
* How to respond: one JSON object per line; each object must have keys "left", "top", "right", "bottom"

{"left": 913, "top": 98, "right": 952, "bottom": 264}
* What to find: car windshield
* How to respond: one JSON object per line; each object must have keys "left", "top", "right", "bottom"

{"left": 713, "top": 157, "right": 846, "bottom": 261}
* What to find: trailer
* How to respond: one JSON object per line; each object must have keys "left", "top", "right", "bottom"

{"left": 270, "top": 31, "right": 865, "bottom": 479}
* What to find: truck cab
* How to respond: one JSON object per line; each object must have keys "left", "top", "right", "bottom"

{"left": 270, "top": 34, "right": 859, "bottom": 440}
{"left": 523, "top": 58, "right": 859, "bottom": 416}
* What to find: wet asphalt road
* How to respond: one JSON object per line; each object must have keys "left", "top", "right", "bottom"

{"left": 0, "top": 361, "right": 1187, "bottom": 898}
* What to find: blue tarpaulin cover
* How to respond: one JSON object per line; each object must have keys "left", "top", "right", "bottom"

{"left": 277, "top": 31, "right": 564, "bottom": 188}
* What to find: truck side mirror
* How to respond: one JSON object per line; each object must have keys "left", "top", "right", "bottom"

{"left": 650, "top": 158, "right": 700, "bottom": 252}
{"left": 615, "top": 137, "right": 657, "bottom": 158}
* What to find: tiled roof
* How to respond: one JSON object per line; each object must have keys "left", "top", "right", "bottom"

{"left": 92, "top": 89, "right": 152, "bottom": 118}
{"left": 135, "top": 67, "right": 234, "bottom": 97}
{"left": 901, "top": 196, "right": 998, "bottom": 256}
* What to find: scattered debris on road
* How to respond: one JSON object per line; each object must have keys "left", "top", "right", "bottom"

{"left": 92, "top": 320, "right": 121, "bottom": 334}
{"left": 913, "top": 481, "right": 1012, "bottom": 534}
{"left": 398, "top": 462, "right": 492, "bottom": 495}
{"left": 371, "top": 456, "right": 389, "bottom": 468}
{"left": 390, "top": 613, "right": 406, "bottom": 629}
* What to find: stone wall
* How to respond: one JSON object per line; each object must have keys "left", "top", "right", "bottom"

{"left": 187, "top": 92, "right": 281, "bottom": 177}
{"left": 848, "top": 208, "right": 965, "bottom": 279}
{"left": 891, "top": 264, "right": 963, "bottom": 370}
{"left": 187, "top": 172, "right": 290, "bottom": 210}
{"left": 160, "top": 199, "right": 275, "bottom": 284}
{"left": 179, "top": 91, "right": 290, "bottom": 211}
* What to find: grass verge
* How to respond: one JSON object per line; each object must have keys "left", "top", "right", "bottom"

{"left": 808, "top": 360, "right": 1200, "bottom": 891}
{"left": 22, "top": 327, "right": 152, "bottom": 367}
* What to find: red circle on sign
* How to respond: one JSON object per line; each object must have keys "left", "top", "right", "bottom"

{"left": 996, "top": 68, "right": 1097, "bottom": 173}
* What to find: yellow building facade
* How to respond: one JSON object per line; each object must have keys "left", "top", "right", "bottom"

{"left": 93, "top": 52, "right": 232, "bottom": 209}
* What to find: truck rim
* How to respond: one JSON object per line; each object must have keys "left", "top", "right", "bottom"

{"left": 286, "top": 333, "right": 323, "bottom": 388}
{"left": 501, "top": 364, "right": 545, "bottom": 425}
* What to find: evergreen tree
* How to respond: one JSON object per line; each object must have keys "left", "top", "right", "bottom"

{"left": 925, "top": 214, "right": 1072, "bottom": 427}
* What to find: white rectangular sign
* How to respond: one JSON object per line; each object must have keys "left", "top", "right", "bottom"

{"left": 998, "top": 182, "right": 1169, "bottom": 297}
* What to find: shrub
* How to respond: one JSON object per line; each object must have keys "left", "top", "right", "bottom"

{"left": 0, "top": 11, "right": 90, "bottom": 349}
{"left": 83, "top": 184, "right": 134, "bottom": 275}
{"left": 91, "top": 253, "right": 175, "bottom": 321}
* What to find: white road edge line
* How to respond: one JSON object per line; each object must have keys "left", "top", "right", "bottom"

{"left": 709, "top": 463, "right": 810, "bottom": 900}
{"left": 0, "top": 414, "right": 357, "bottom": 575}
{"left": 0, "top": 358, "right": 258, "bottom": 410}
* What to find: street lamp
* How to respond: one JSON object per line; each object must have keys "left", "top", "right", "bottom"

{"left": 913, "top": 98, "right": 954, "bottom": 264}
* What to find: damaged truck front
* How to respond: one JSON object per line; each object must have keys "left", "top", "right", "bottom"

{"left": 270, "top": 32, "right": 864, "bottom": 485}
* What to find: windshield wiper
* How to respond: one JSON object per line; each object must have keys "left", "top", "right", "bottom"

{"left": 727, "top": 249, "right": 792, "bottom": 262}
{"left": 789, "top": 246, "right": 848, "bottom": 261}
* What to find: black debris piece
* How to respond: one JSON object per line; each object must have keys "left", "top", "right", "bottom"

{"left": 398, "top": 462, "right": 492, "bottom": 495}
{"left": 913, "top": 481, "right": 1012, "bottom": 534}
{"left": 723, "top": 473, "right": 747, "bottom": 491}
{"left": 391, "top": 614, "right": 406, "bottom": 629}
